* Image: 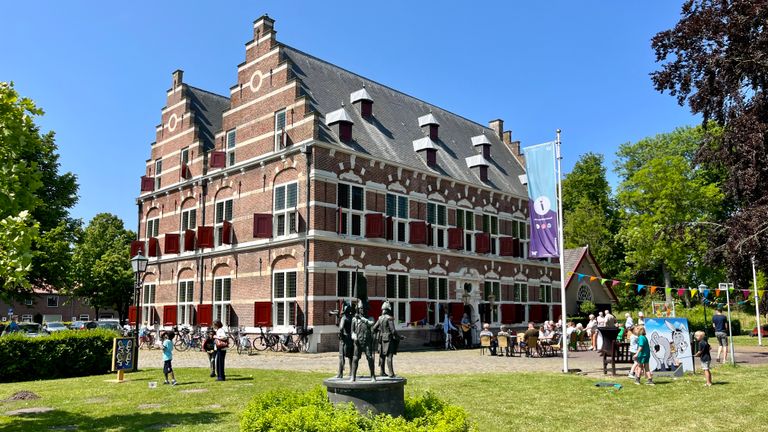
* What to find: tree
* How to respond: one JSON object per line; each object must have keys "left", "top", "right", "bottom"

{"left": 562, "top": 153, "right": 624, "bottom": 278}
{"left": 651, "top": 0, "right": 768, "bottom": 287}
{"left": 615, "top": 126, "right": 724, "bottom": 303}
{"left": 71, "top": 214, "right": 135, "bottom": 322}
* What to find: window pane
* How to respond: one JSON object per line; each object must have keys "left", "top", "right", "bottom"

{"left": 483, "top": 215, "right": 490, "bottom": 233}
{"left": 223, "top": 279, "right": 231, "bottom": 301}
{"left": 386, "top": 194, "right": 396, "bottom": 217}
{"left": 456, "top": 210, "right": 463, "bottom": 228}
{"left": 227, "top": 130, "right": 236, "bottom": 148}
{"left": 155, "top": 159, "right": 163, "bottom": 174}
{"left": 275, "top": 110, "right": 286, "bottom": 130}
{"left": 397, "top": 222, "right": 405, "bottom": 242}
{"left": 491, "top": 217, "right": 498, "bottom": 235}
{"left": 351, "top": 186, "right": 364, "bottom": 211}
{"left": 277, "top": 215, "right": 286, "bottom": 236}
{"left": 274, "top": 273, "right": 285, "bottom": 298}
{"left": 437, "top": 205, "right": 446, "bottom": 226}
{"left": 288, "top": 302, "right": 296, "bottom": 325}
{"left": 337, "top": 271, "right": 349, "bottom": 297}
{"left": 351, "top": 214, "right": 361, "bottom": 236}
{"left": 214, "top": 279, "right": 222, "bottom": 301}
{"left": 215, "top": 202, "right": 224, "bottom": 223}
{"left": 397, "top": 303, "right": 406, "bottom": 323}
{"left": 289, "top": 212, "right": 297, "bottom": 234}
{"left": 466, "top": 212, "right": 474, "bottom": 230}
{"left": 275, "top": 186, "right": 285, "bottom": 211}
{"left": 398, "top": 275, "right": 408, "bottom": 298}
{"left": 428, "top": 277, "right": 436, "bottom": 300}
{"left": 287, "top": 272, "right": 297, "bottom": 297}
{"left": 439, "top": 279, "right": 448, "bottom": 300}
{"left": 225, "top": 201, "right": 233, "bottom": 221}
{"left": 386, "top": 274, "right": 396, "bottom": 298}
{"left": 427, "top": 203, "right": 436, "bottom": 224}
{"left": 397, "top": 196, "right": 408, "bottom": 219}
{"left": 338, "top": 184, "right": 349, "bottom": 208}
{"left": 512, "top": 221, "right": 519, "bottom": 238}
{"left": 276, "top": 302, "right": 285, "bottom": 326}
{"left": 287, "top": 183, "right": 298, "bottom": 207}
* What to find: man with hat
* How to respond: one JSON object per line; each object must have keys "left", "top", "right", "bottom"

{"left": 372, "top": 301, "right": 399, "bottom": 378}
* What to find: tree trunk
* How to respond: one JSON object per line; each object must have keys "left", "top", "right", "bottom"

{"left": 662, "top": 263, "right": 672, "bottom": 303}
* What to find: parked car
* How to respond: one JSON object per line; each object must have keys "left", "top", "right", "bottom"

{"left": 18, "top": 323, "right": 47, "bottom": 337}
{"left": 43, "top": 322, "right": 68, "bottom": 333}
{"left": 96, "top": 320, "right": 123, "bottom": 332}
{"left": 70, "top": 321, "right": 97, "bottom": 331}
{"left": 751, "top": 325, "right": 768, "bottom": 337}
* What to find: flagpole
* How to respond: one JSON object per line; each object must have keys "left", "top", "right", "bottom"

{"left": 752, "top": 256, "right": 763, "bottom": 346}
{"left": 556, "top": 129, "right": 568, "bottom": 373}
{"left": 725, "top": 283, "right": 735, "bottom": 366}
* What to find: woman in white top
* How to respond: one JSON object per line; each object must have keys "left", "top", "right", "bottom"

{"left": 586, "top": 314, "right": 598, "bottom": 350}
{"left": 213, "top": 320, "right": 228, "bottom": 381}
{"left": 625, "top": 313, "right": 634, "bottom": 329}
{"left": 596, "top": 312, "right": 606, "bottom": 328}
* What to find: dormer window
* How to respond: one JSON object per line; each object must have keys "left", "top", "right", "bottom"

{"left": 466, "top": 154, "right": 491, "bottom": 182}
{"left": 472, "top": 134, "right": 492, "bottom": 159}
{"left": 326, "top": 107, "right": 354, "bottom": 143}
{"left": 413, "top": 137, "right": 438, "bottom": 168}
{"left": 418, "top": 113, "right": 439, "bottom": 140}
{"left": 350, "top": 87, "right": 373, "bottom": 119}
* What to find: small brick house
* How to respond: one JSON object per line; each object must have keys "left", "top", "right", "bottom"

{"left": 132, "top": 15, "right": 562, "bottom": 351}
{"left": 0, "top": 288, "right": 115, "bottom": 324}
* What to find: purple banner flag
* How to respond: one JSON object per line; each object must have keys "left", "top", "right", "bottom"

{"left": 523, "top": 142, "right": 560, "bottom": 258}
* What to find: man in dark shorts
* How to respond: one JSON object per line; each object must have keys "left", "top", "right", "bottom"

{"left": 712, "top": 308, "right": 728, "bottom": 363}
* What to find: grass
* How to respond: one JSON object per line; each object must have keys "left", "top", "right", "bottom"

{"left": 1, "top": 365, "right": 767, "bottom": 431}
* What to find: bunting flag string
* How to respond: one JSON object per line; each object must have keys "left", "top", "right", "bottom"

{"left": 570, "top": 272, "right": 763, "bottom": 302}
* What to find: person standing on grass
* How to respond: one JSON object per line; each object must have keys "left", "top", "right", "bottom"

{"left": 161, "top": 332, "right": 177, "bottom": 385}
{"left": 712, "top": 308, "right": 729, "bottom": 363}
{"left": 213, "top": 320, "right": 228, "bottom": 381}
{"left": 627, "top": 326, "right": 639, "bottom": 379}
{"left": 633, "top": 326, "right": 654, "bottom": 385}
{"left": 203, "top": 329, "right": 217, "bottom": 378}
{"left": 693, "top": 331, "right": 713, "bottom": 387}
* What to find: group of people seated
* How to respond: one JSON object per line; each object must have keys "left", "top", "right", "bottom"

{"left": 477, "top": 320, "right": 565, "bottom": 357}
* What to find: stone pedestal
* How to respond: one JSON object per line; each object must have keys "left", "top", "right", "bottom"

{"left": 323, "top": 376, "right": 407, "bottom": 417}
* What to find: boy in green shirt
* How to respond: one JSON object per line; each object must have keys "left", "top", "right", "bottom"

{"left": 633, "top": 326, "right": 654, "bottom": 386}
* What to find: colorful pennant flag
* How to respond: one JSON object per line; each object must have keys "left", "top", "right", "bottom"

{"left": 650, "top": 286, "right": 657, "bottom": 295}
{"left": 742, "top": 289, "right": 750, "bottom": 298}
{"left": 665, "top": 287, "right": 672, "bottom": 298}
{"left": 590, "top": 276, "right": 598, "bottom": 282}
{"left": 716, "top": 289, "right": 721, "bottom": 297}
{"left": 728, "top": 285, "right": 735, "bottom": 293}
{"left": 577, "top": 274, "right": 585, "bottom": 282}
{"left": 636, "top": 285, "right": 643, "bottom": 293}
{"left": 702, "top": 289, "right": 709, "bottom": 298}
{"left": 678, "top": 288, "right": 685, "bottom": 297}
{"left": 567, "top": 271, "right": 574, "bottom": 276}
{"left": 601, "top": 278, "right": 609, "bottom": 285}
{"left": 612, "top": 280, "right": 620, "bottom": 287}
{"left": 691, "top": 288, "right": 698, "bottom": 297}
{"left": 759, "top": 290, "right": 765, "bottom": 299}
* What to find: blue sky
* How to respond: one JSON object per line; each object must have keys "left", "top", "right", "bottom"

{"left": 1, "top": 1, "right": 697, "bottom": 229}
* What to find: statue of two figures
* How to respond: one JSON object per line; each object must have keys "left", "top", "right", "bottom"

{"left": 337, "top": 300, "right": 399, "bottom": 381}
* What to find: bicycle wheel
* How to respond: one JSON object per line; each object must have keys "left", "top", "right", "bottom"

{"left": 252, "top": 336, "right": 268, "bottom": 351}
{"left": 236, "top": 338, "right": 246, "bottom": 355}
{"left": 299, "top": 335, "right": 310, "bottom": 353}
{"left": 174, "top": 338, "right": 189, "bottom": 352}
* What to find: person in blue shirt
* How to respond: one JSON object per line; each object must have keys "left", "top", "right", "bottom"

{"left": 161, "top": 332, "right": 177, "bottom": 385}
{"left": 712, "top": 308, "right": 729, "bottom": 363}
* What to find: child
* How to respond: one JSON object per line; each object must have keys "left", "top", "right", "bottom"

{"left": 693, "top": 330, "right": 713, "bottom": 386}
{"left": 203, "top": 329, "right": 217, "bottom": 378}
{"left": 633, "top": 326, "right": 654, "bottom": 385}
{"left": 627, "top": 326, "right": 639, "bottom": 379}
{"left": 161, "top": 332, "right": 177, "bottom": 385}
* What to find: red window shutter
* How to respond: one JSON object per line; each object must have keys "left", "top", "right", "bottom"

{"left": 361, "top": 100, "right": 373, "bottom": 118}
{"left": 513, "top": 238, "right": 521, "bottom": 258}
{"left": 447, "top": 227, "right": 463, "bottom": 250}
{"left": 501, "top": 304, "right": 515, "bottom": 324}
{"left": 197, "top": 226, "right": 214, "bottom": 248}
{"left": 368, "top": 300, "right": 383, "bottom": 321}
{"left": 479, "top": 166, "right": 488, "bottom": 182}
{"left": 475, "top": 232, "right": 491, "bottom": 254}
{"left": 163, "top": 305, "right": 177, "bottom": 326}
{"left": 254, "top": 301, "right": 272, "bottom": 327}
{"left": 148, "top": 237, "right": 160, "bottom": 257}
{"left": 339, "top": 122, "right": 352, "bottom": 142}
{"left": 140, "top": 176, "right": 154, "bottom": 192}
{"left": 365, "top": 213, "right": 385, "bottom": 238}
{"left": 197, "top": 304, "right": 213, "bottom": 327}
{"left": 385, "top": 216, "right": 393, "bottom": 241}
{"left": 252, "top": 214, "right": 272, "bottom": 238}
{"left": 130, "top": 240, "right": 145, "bottom": 257}
{"left": 409, "top": 221, "right": 427, "bottom": 245}
{"left": 450, "top": 302, "right": 465, "bottom": 322}
{"left": 222, "top": 221, "right": 233, "bottom": 244}
{"left": 164, "top": 233, "right": 180, "bottom": 254}
{"left": 410, "top": 301, "right": 428, "bottom": 323}
{"left": 184, "top": 229, "right": 196, "bottom": 251}
{"left": 426, "top": 149, "right": 437, "bottom": 167}
{"left": 180, "top": 164, "right": 190, "bottom": 179}
{"left": 128, "top": 306, "right": 139, "bottom": 325}
{"left": 429, "top": 124, "right": 439, "bottom": 140}
{"left": 499, "top": 237, "right": 514, "bottom": 256}
{"left": 210, "top": 151, "right": 226, "bottom": 168}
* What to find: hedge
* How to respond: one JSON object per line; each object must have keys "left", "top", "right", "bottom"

{"left": 240, "top": 386, "right": 476, "bottom": 432}
{"left": 0, "top": 329, "right": 119, "bottom": 382}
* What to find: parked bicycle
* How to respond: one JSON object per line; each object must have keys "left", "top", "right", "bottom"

{"left": 174, "top": 327, "right": 204, "bottom": 352}
{"left": 138, "top": 327, "right": 156, "bottom": 350}
{"left": 252, "top": 326, "right": 280, "bottom": 352}
{"left": 227, "top": 326, "right": 254, "bottom": 355}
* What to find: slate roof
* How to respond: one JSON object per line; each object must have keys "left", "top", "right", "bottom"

{"left": 282, "top": 45, "right": 527, "bottom": 197}
{"left": 187, "top": 86, "right": 230, "bottom": 151}
{"left": 563, "top": 247, "right": 588, "bottom": 288}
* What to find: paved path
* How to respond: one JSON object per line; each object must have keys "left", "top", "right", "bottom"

{"left": 138, "top": 344, "right": 768, "bottom": 376}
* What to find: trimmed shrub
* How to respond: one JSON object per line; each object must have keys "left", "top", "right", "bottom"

{"left": 0, "top": 329, "right": 118, "bottom": 382}
{"left": 240, "top": 386, "right": 476, "bottom": 432}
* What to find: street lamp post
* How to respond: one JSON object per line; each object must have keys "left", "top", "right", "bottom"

{"left": 131, "top": 253, "right": 149, "bottom": 372}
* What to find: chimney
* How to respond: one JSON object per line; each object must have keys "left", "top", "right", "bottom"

{"left": 465, "top": 155, "right": 490, "bottom": 183}
{"left": 418, "top": 112, "right": 440, "bottom": 141}
{"left": 502, "top": 130, "right": 512, "bottom": 145}
{"left": 350, "top": 86, "right": 373, "bottom": 119}
{"left": 413, "top": 137, "right": 439, "bottom": 169}
{"left": 172, "top": 69, "right": 184, "bottom": 89}
{"left": 326, "top": 105, "right": 354, "bottom": 143}
{"left": 253, "top": 14, "right": 276, "bottom": 39}
{"left": 489, "top": 119, "right": 504, "bottom": 140}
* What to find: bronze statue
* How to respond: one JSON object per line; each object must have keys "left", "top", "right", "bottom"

{"left": 350, "top": 300, "right": 376, "bottom": 381}
{"left": 336, "top": 301, "right": 355, "bottom": 379}
{"left": 372, "top": 300, "right": 400, "bottom": 378}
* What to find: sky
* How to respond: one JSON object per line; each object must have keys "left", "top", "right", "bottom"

{"left": 1, "top": 1, "right": 698, "bottom": 229}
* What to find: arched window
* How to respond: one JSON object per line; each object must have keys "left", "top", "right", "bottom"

{"left": 577, "top": 284, "right": 593, "bottom": 302}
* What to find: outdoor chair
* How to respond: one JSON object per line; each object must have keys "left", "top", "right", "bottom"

{"left": 577, "top": 330, "right": 589, "bottom": 351}
{"left": 548, "top": 333, "right": 562, "bottom": 356}
{"left": 525, "top": 335, "right": 540, "bottom": 357}
{"left": 516, "top": 333, "right": 526, "bottom": 356}
{"left": 480, "top": 335, "right": 492, "bottom": 355}
{"left": 497, "top": 334, "right": 509, "bottom": 356}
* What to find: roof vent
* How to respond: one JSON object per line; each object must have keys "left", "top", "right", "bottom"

{"left": 472, "top": 134, "right": 492, "bottom": 159}
{"left": 413, "top": 137, "right": 438, "bottom": 168}
{"left": 418, "top": 112, "right": 439, "bottom": 140}
{"left": 351, "top": 86, "right": 373, "bottom": 119}
{"left": 326, "top": 105, "right": 354, "bottom": 143}
{"left": 466, "top": 154, "right": 491, "bottom": 182}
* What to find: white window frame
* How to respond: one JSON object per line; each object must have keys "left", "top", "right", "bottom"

{"left": 274, "top": 109, "right": 287, "bottom": 151}
{"left": 181, "top": 207, "right": 197, "bottom": 232}
{"left": 456, "top": 208, "right": 476, "bottom": 252}
{"left": 178, "top": 280, "right": 194, "bottom": 326}
{"left": 428, "top": 276, "right": 448, "bottom": 324}
{"left": 511, "top": 218, "right": 529, "bottom": 258}
{"left": 24, "top": 298, "right": 33, "bottom": 306}
{"left": 180, "top": 147, "right": 190, "bottom": 165}
{"left": 273, "top": 271, "right": 297, "bottom": 328}
{"left": 274, "top": 182, "right": 298, "bottom": 237}
{"left": 427, "top": 203, "right": 447, "bottom": 248}
{"left": 386, "top": 273, "right": 410, "bottom": 325}
{"left": 154, "top": 159, "right": 163, "bottom": 189}
{"left": 484, "top": 280, "right": 500, "bottom": 323}
{"left": 386, "top": 193, "right": 409, "bottom": 243}
{"left": 226, "top": 129, "right": 236, "bottom": 167}
{"left": 513, "top": 282, "right": 528, "bottom": 303}
{"left": 78, "top": 314, "right": 89, "bottom": 321}
{"left": 47, "top": 296, "right": 58, "bottom": 308}
{"left": 146, "top": 217, "right": 160, "bottom": 239}
{"left": 539, "top": 284, "right": 553, "bottom": 303}
{"left": 213, "top": 277, "right": 232, "bottom": 325}
{"left": 214, "top": 199, "right": 233, "bottom": 246}
{"left": 483, "top": 214, "right": 499, "bottom": 255}
{"left": 142, "top": 283, "right": 156, "bottom": 326}
{"left": 21, "top": 315, "right": 33, "bottom": 323}
{"left": 338, "top": 183, "right": 365, "bottom": 237}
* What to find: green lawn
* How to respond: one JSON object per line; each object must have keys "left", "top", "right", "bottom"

{"left": 1, "top": 365, "right": 767, "bottom": 431}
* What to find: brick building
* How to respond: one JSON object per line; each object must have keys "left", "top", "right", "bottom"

{"left": 1, "top": 288, "right": 115, "bottom": 324}
{"left": 132, "top": 15, "right": 562, "bottom": 351}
